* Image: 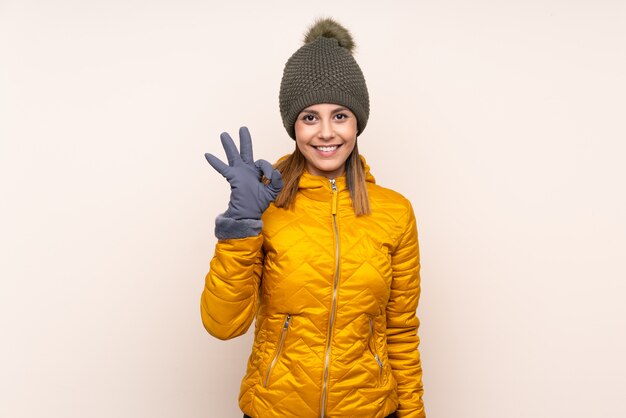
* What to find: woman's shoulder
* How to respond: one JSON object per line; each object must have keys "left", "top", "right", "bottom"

{"left": 367, "top": 182, "right": 414, "bottom": 220}
{"left": 361, "top": 155, "right": 414, "bottom": 220}
{"left": 367, "top": 176, "right": 411, "bottom": 204}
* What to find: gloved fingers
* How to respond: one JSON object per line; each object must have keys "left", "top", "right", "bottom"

{"left": 256, "top": 159, "right": 283, "bottom": 192}
{"left": 269, "top": 169, "right": 283, "bottom": 190}
{"left": 204, "top": 153, "right": 229, "bottom": 177}
{"left": 238, "top": 126, "right": 254, "bottom": 165}
{"left": 220, "top": 132, "right": 241, "bottom": 166}
{"left": 255, "top": 159, "right": 274, "bottom": 180}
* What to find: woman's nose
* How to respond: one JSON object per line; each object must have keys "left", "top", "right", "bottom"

{"left": 318, "top": 119, "right": 335, "bottom": 140}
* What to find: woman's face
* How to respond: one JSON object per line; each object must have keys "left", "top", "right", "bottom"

{"left": 294, "top": 103, "right": 358, "bottom": 179}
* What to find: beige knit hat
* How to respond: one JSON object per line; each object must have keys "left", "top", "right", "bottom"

{"left": 279, "top": 18, "right": 370, "bottom": 139}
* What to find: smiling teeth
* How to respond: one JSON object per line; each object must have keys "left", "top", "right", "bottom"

{"left": 316, "top": 146, "right": 338, "bottom": 152}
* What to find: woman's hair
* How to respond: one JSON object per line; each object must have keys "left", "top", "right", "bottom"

{"left": 274, "top": 142, "right": 371, "bottom": 216}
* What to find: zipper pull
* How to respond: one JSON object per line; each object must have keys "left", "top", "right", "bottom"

{"left": 330, "top": 179, "right": 337, "bottom": 215}
{"left": 284, "top": 314, "right": 291, "bottom": 329}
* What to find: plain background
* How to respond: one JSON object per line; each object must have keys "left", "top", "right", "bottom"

{"left": 1, "top": 0, "right": 625, "bottom": 417}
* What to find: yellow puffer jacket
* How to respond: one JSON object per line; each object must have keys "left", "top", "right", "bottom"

{"left": 201, "top": 160, "right": 424, "bottom": 418}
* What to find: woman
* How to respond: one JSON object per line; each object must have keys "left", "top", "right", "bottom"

{"left": 201, "top": 18, "right": 425, "bottom": 418}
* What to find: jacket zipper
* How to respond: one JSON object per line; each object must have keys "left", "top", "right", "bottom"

{"left": 321, "top": 179, "right": 340, "bottom": 418}
{"left": 369, "top": 317, "right": 383, "bottom": 385}
{"left": 264, "top": 313, "right": 291, "bottom": 388}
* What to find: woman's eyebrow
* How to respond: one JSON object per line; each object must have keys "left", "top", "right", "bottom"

{"left": 301, "top": 107, "right": 350, "bottom": 115}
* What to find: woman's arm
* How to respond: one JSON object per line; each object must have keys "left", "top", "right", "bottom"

{"left": 386, "top": 202, "right": 425, "bottom": 418}
{"left": 200, "top": 127, "right": 281, "bottom": 340}
{"left": 201, "top": 234, "right": 263, "bottom": 340}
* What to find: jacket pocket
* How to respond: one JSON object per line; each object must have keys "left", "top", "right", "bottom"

{"left": 368, "top": 316, "right": 384, "bottom": 386}
{"left": 264, "top": 313, "right": 291, "bottom": 388}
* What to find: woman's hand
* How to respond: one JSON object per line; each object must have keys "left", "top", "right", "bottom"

{"left": 205, "top": 127, "right": 283, "bottom": 220}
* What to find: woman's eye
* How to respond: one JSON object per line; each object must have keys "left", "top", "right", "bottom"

{"left": 335, "top": 113, "right": 347, "bottom": 120}
{"left": 303, "top": 114, "right": 316, "bottom": 122}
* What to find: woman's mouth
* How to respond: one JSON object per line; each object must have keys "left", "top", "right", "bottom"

{"left": 313, "top": 144, "right": 341, "bottom": 155}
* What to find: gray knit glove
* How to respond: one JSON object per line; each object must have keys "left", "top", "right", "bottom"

{"left": 205, "top": 127, "right": 282, "bottom": 238}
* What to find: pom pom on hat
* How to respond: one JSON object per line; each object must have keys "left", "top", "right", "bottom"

{"left": 303, "top": 17, "right": 356, "bottom": 54}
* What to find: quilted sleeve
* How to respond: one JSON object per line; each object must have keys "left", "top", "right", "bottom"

{"left": 386, "top": 202, "right": 425, "bottom": 418}
{"left": 201, "top": 234, "right": 264, "bottom": 340}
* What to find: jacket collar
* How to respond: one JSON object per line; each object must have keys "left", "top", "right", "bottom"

{"left": 296, "top": 155, "right": 376, "bottom": 202}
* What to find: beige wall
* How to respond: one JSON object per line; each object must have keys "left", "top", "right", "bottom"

{"left": 1, "top": 0, "right": 625, "bottom": 417}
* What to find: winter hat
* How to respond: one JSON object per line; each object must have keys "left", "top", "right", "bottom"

{"left": 279, "top": 18, "right": 370, "bottom": 139}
